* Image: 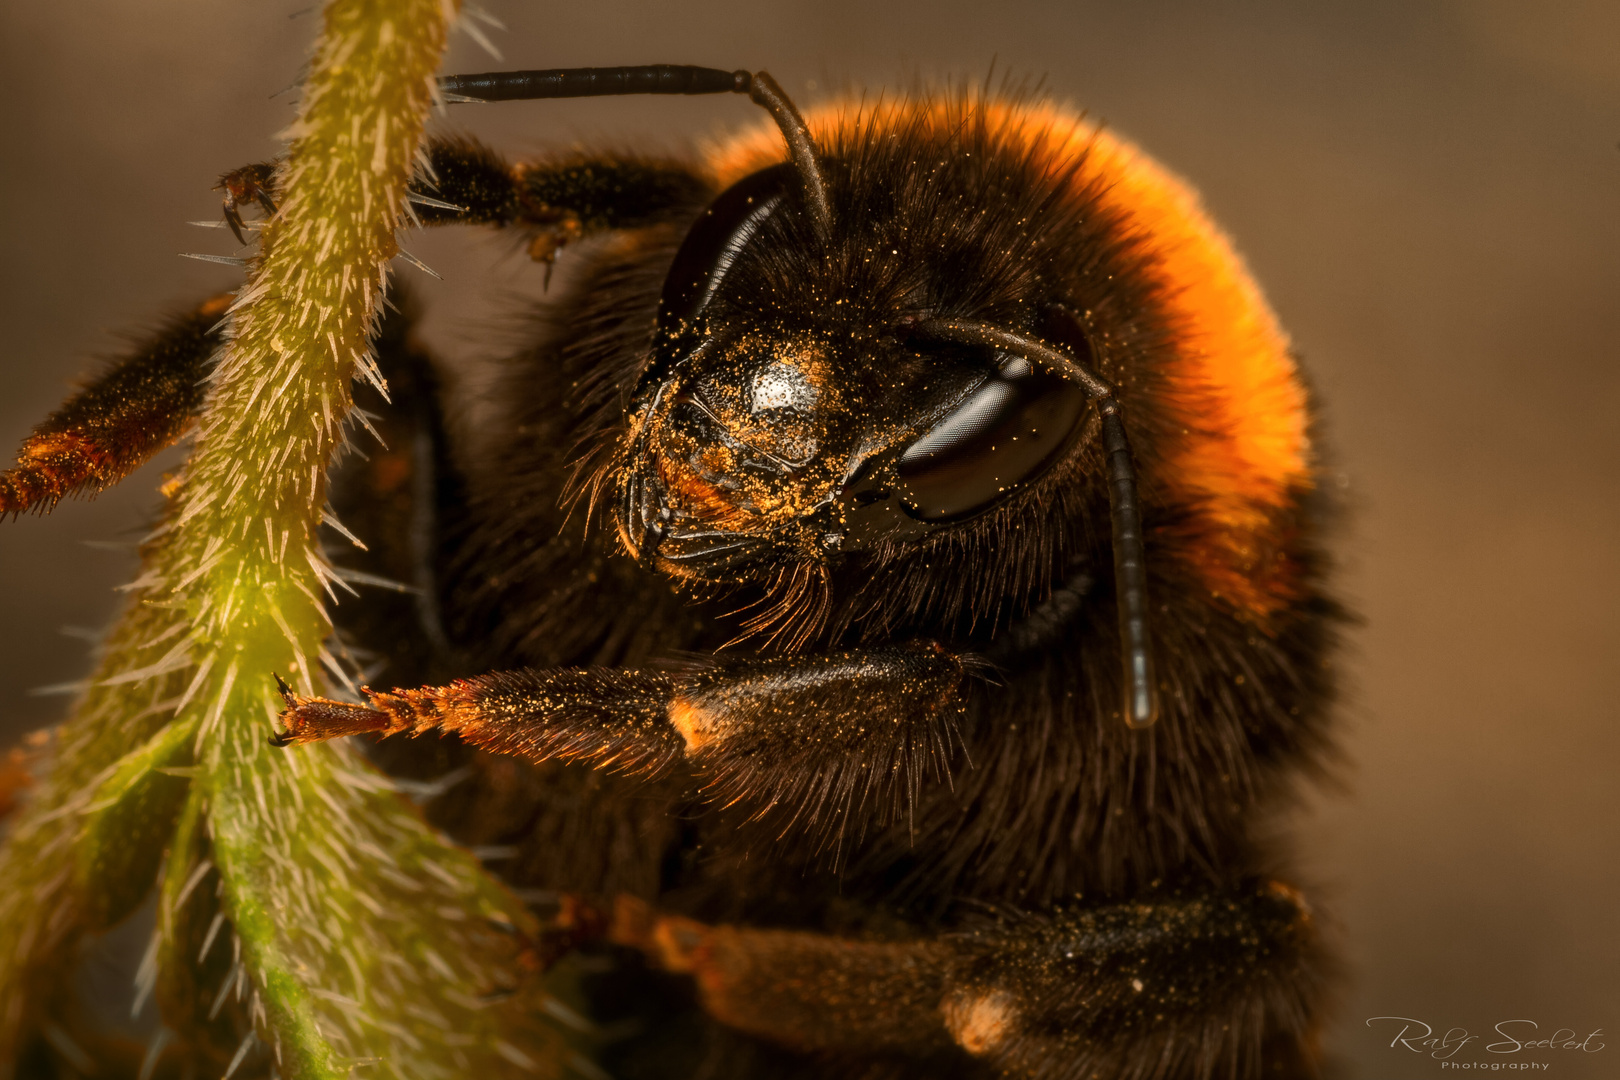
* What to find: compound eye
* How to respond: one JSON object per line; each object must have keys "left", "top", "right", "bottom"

{"left": 656, "top": 164, "right": 791, "bottom": 335}
{"left": 896, "top": 353, "right": 1088, "bottom": 520}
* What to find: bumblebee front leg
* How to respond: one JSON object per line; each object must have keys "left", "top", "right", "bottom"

{"left": 1, "top": 295, "right": 229, "bottom": 517}
{"left": 273, "top": 643, "right": 968, "bottom": 817}
{"left": 219, "top": 136, "right": 712, "bottom": 264}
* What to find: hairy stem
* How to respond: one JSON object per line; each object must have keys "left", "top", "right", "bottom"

{"left": 1, "top": 3, "right": 579, "bottom": 1077}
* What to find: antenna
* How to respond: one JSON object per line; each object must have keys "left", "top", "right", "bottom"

{"left": 438, "top": 66, "right": 831, "bottom": 234}
{"left": 910, "top": 319, "right": 1161, "bottom": 730}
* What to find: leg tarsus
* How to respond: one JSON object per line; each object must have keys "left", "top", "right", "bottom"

{"left": 273, "top": 687, "right": 393, "bottom": 744}
{"left": 216, "top": 162, "right": 277, "bottom": 244}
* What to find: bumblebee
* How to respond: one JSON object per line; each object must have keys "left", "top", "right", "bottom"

{"left": 3, "top": 66, "right": 1340, "bottom": 1080}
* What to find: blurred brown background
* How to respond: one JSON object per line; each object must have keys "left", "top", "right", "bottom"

{"left": 2, "top": 2, "right": 1615, "bottom": 1077}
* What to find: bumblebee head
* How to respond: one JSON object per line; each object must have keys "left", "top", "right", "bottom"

{"left": 616, "top": 314, "right": 1093, "bottom": 578}
{"left": 612, "top": 133, "right": 1115, "bottom": 573}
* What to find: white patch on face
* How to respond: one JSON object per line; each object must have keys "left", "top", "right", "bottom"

{"left": 750, "top": 360, "right": 818, "bottom": 414}
{"left": 943, "top": 989, "right": 1017, "bottom": 1056}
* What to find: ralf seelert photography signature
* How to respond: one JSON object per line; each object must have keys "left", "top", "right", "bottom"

{"left": 1367, "top": 1017, "right": 1606, "bottom": 1062}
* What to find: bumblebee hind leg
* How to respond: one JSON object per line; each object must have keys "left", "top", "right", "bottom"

{"left": 601, "top": 883, "right": 1324, "bottom": 1079}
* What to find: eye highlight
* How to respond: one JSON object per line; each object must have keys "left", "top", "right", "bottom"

{"left": 896, "top": 352, "right": 1088, "bottom": 520}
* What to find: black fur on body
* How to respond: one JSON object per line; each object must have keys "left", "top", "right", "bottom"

{"left": 324, "top": 94, "right": 1343, "bottom": 1080}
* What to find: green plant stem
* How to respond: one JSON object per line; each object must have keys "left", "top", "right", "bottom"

{"left": 1, "top": 3, "right": 579, "bottom": 1077}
